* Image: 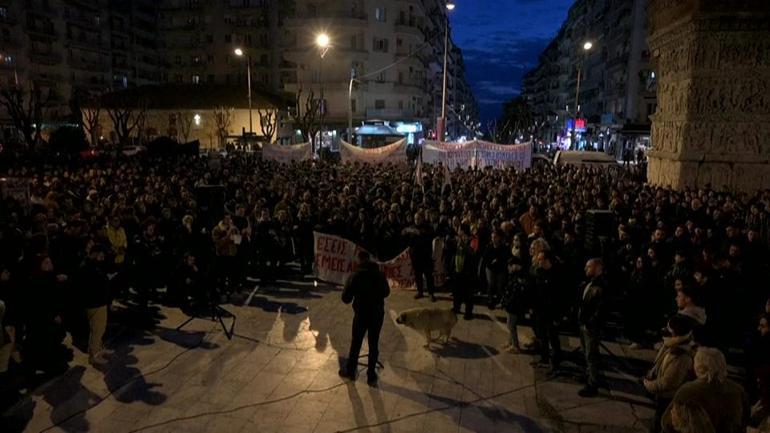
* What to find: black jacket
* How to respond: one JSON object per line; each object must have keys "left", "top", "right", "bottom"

{"left": 578, "top": 276, "right": 605, "bottom": 329}
{"left": 481, "top": 242, "right": 510, "bottom": 273}
{"left": 342, "top": 262, "right": 390, "bottom": 314}
{"left": 78, "top": 260, "right": 111, "bottom": 309}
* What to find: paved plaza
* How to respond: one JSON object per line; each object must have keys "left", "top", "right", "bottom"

{"left": 3, "top": 276, "right": 658, "bottom": 433}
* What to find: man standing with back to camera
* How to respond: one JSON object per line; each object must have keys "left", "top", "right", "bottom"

{"left": 339, "top": 251, "right": 390, "bottom": 387}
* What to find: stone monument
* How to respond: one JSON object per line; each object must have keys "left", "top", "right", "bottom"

{"left": 646, "top": 0, "right": 770, "bottom": 192}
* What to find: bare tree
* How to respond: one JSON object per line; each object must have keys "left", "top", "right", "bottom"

{"left": 81, "top": 103, "right": 102, "bottom": 147}
{"left": 107, "top": 96, "right": 147, "bottom": 146}
{"left": 257, "top": 108, "right": 276, "bottom": 143}
{"left": 177, "top": 111, "right": 193, "bottom": 143}
{"left": 289, "top": 86, "right": 322, "bottom": 149}
{"left": 212, "top": 106, "right": 234, "bottom": 148}
{"left": 0, "top": 83, "right": 54, "bottom": 149}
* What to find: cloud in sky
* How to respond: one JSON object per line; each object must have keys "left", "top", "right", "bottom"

{"left": 451, "top": 0, "right": 574, "bottom": 122}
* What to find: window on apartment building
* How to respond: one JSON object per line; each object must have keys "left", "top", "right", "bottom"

{"left": 0, "top": 7, "right": 7, "bottom": 18}
{"left": 350, "top": 35, "right": 356, "bottom": 50}
{"left": 375, "top": 100, "right": 385, "bottom": 109}
{"left": 399, "top": 11, "right": 405, "bottom": 25}
{"left": 372, "top": 38, "right": 388, "bottom": 52}
{"left": 351, "top": 99, "right": 357, "bottom": 113}
{"left": 225, "top": 34, "right": 232, "bottom": 43}
{"left": 192, "top": 55, "right": 201, "bottom": 64}
{"left": 207, "top": 74, "right": 215, "bottom": 83}
{"left": 398, "top": 100, "right": 403, "bottom": 109}
{"left": 192, "top": 75, "right": 200, "bottom": 84}
{"left": 207, "top": 54, "right": 213, "bottom": 63}
{"left": 398, "top": 72, "right": 403, "bottom": 83}
{"left": 396, "top": 38, "right": 402, "bottom": 48}
{"left": 376, "top": 72, "right": 385, "bottom": 82}
{"left": 175, "top": 74, "right": 183, "bottom": 83}
{"left": 375, "top": 7, "right": 387, "bottom": 22}
{"left": 206, "top": 34, "right": 213, "bottom": 43}
{"left": 175, "top": 56, "right": 181, "bottom": 65}
{"left": 260, "top": 54, "right": 268, "bottom": 65}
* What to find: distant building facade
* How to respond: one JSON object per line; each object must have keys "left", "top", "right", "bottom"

{"left": 282, "top": 0, "right": 478, "bottom": 141}
{"left": 0, "top": 0, "right": 478, "bottom": 144}
{"left": 521, "top": 0, "right": 656, "bottom": 155}
{"left": 0, "top": 0, "right": 162, "bottom": 122}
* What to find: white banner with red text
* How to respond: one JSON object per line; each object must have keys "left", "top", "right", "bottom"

{"left": 422, "top": 140, "right": 532, "bottom": 170}
{"left": 340, "top": 139, "right": 407, "bottom": 165}
{"left": 262, "top": 142, "right": 311, "bottom": 163}
{"left": 313, "top": 231, "right": 446, "bottom": 290}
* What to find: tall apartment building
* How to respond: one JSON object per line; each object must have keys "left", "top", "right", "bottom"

{"left": 0, "top": 0, "right": 161, "bottom": 122}
{"left": 158, "top": 0, "right": 284, "bottom": 92}
{"left": 522, "top": 0, "right": 656, "bottom": 153}
{"left": 282, "top": 0, "right": 477, "bottom": 139}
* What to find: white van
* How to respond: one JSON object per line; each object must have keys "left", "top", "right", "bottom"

{"left": 553, "top": 150, "right": 619, "bottom": 167}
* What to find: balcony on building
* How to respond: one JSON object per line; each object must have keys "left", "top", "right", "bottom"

{"left": 394, "top": 18, "right": 422, "bottom": 38}
{"left": 284, "top": 11, "right": 367, "bottom": 29}
{"left": 69, "top": 55, "right": 110, "bottom": 73}
{"left": 26, "top": 23, "right": 58, "bottom": 40}
{"left": 366, "top": 107, "right": 414, "bottom": 119}
{"left": 28, "top": 49, "right": 63, "bottom": 66}
{"left": 63, "top": 0, "right": 100, "bottom": 11}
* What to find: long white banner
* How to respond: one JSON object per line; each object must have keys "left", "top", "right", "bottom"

{"left": 340, "top": 139, "right": 407, "bottom": 165}
{"left": 262, "top": 142, "right": 311, "bottom": 163}
{"left": 423, "top": 140, "right": 532, "bottom": 170}
{"left": 313, "top": 231, "right": 446, "bottom": 290}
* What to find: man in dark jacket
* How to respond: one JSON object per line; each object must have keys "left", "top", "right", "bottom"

{"left": 402, "top": 212, "right": 435, "bottom": 301}
{"left": 578, "top": 258, "right": 605, "bottom": 397}
{"left": 446, "top": 224, "right": 477, "bottom": 320}
{"left": 340, "top": 251, "right": 390, "bottom": 386}
{"left": 78, "top": 244, "right": 111, "bottom": 367}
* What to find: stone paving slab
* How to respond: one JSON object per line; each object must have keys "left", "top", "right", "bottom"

{"left": 2, "top": 279, "right": 656, "bottom": 433}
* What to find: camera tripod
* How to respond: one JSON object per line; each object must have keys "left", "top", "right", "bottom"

{"left": 176, "top": 298, "right": 236, "bottom": 340}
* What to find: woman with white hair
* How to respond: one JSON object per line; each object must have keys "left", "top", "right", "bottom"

{"left": 661, "top": 347, "right": 748, "bottom": 433}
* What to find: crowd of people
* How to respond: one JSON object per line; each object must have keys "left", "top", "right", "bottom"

{"left": 1, "top": 151, "right": 770, "bottom": 432}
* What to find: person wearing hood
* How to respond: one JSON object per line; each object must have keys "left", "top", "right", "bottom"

{"left": 644, "top": 315, "right": 697, "bottom": 433}
{"left": 339, "top": 251, "right": 390, "bottom": 387}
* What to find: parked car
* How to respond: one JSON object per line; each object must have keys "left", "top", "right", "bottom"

{"left": 553, "top": 150, "right": 619, "bottom": 167}
{"left": 532, "top": 153, "right": 552, "bottom": 168}
{"left": 121, "top": 145, "right": 147, "bottom": 157}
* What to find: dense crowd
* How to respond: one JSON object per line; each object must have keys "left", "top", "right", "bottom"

{"left": 1, "top": 152, "right": 770, "bottom": 432}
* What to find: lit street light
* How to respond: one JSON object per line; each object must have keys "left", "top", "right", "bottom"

{"left": 233, "top": 47, "right": 253, "bottom": 135}
{"left": 437, "top": 1, "right": 455, "bottom": 142}
{"left": 315, "top": 33, "right": 331, "bottom": 153}
{"left": 571, "top": 40, "right": 593, "bottom": 150}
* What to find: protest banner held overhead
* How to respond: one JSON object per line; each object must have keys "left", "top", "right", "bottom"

{"left": 262, "top": 142, "right": 311, "bottom": 163}
{"left": 340, "top": 139, "right": 408, "bottom": 165}
{"left": 422, "top": 140, "right": 532, "bottom": 170}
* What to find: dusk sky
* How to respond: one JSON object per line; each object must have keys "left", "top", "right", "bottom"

{"left": 451, "top": 0, "right": 574, "bottom": 124}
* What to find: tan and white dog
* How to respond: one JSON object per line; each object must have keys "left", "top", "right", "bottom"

{"left": 395, "top": 307, "right": 458, "bottom": 346}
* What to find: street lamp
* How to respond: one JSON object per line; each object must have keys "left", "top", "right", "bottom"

{"left": 571, "top": 40, "right": 593, "bottom": 150}
{"left": 315, "top": 33, "right": 331, "bottom": 153}
{"left": 233, "top": 47, "right": 253, "bottom": 135}
{"left": 437, "top": 1, "right": 455, "bottom": 142}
